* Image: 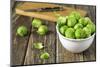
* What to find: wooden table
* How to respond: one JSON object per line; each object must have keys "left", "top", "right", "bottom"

{"left": 11, "top": 2, "right": 96, "bottom": 66}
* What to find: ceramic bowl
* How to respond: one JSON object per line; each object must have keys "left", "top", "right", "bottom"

{"left": 56, "top": 25, "right": 95, "bottom": 53}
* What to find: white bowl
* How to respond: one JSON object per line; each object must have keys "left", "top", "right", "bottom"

{"left": 56, "top": 25, "right": 95, "bottom": 53}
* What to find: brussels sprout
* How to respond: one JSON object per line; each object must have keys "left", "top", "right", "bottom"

{"left": 83, "top": 27, "right": 91, "bottom": 37}
{"left": 86, "top": 23, "right": 95, "bottom": 34}
{"left": 79, "top": 17, "right": 88, "bottom": 26}
{"left": 59, "top": 25, "right": 68, "bottom": 35}
{"left": 65, "top": 16, "right": 68, "bottom": 19}
{"left": 69, "top": 11, "right": 81, "bottom": 20}
{"left": 84, "top": 17, "right": 92, "bottom": 24}
{"left": 74, "top": 23, "right": 83, "bottom": 30}
{"left": 17, "top": 26, "right": 28, "bottom": 37}
{"left": 32, "top": 18, "right": 42, "bottom": 28}
{"left": 33, "top": 42, "right": 44, "bottom": 49}
{"left": 40, "top": 52, "right": 50, "bottom": 59}
{"left": 75, "top": 28, "right": 86, "bottom": 39}
{"left": 67, "top": 16, "right": 77, "bottom": 27}
{"left": 57, "top": 16, "right": 67, "bottom": 26}
{"left": 65, "top": 28, "right": 75, "bottom": 39}
{"left": 37, "top": 25, "right": 48, "bottom": 35}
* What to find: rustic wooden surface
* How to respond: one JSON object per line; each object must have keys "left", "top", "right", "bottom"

{"left": 11, "top": 2, "right": 96, "bottom": 66}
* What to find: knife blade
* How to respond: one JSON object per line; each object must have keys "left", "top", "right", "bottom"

{"left": 23, "top": 7, "right": 64, "bottom": 12}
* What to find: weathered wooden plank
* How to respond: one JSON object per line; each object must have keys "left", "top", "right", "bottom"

{"left": 56, "top": 36, "right": 84, "bottom": 63}
{"left": 43, "top": 21, "right": 56, "bottom": 64}
{"left": 11, "top": 16, "right": 32, "bottom": 66}
{"left": 11, "top": 0, "right": 15, "bottom": 8}
{"left": 89, "top": 6, "right": 96, "bottom": 23}
{"left": 59, "top": 3, "right": 76, "bottom": 8}
{"left": 24, "top": 20, "right": 56, "bottom": 65}
{"left": 83, "top": 6, "right": 96, "bottom": 61}
{"left": 83, "top": 38, "right": 96, "bottom": 61}
{"left": 75, "top": 5, "right": 96, "bottom": 61}
{"left": 11, "top": 2, "right": 25, "bottom": 24}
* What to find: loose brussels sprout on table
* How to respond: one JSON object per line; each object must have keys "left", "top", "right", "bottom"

{"left": 32, "top": 18, "right": 49, "bottom": 36}
{"left": 32, "top": 18, "right": 42, "bottom": 28}
{"left": 40, "top": 52, "right": 50, "bottom": 59}
{"left": 37, "top": 25, "right": 48, "bottom": 36}
{"left": 17, "top": 26, "right": 28, "bottom": 37}
{"left": 33, "top": 42, "right": 44, "bottom": 49}
{"left": 57, "top": 11, "right": 95, "bottom": 39}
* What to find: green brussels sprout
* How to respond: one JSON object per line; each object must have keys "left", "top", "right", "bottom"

{"left": 83, "top": 27, "right": 91, "bottom": 37}
{"left": 75, "top": 28, "right": 86, "bottom": 39}
{"left": 33, "top": 42, "right": 44, "bottom": 49}
{"left": 65, "top": 16, "right": 68, "bottom": 19}
{"left": 74, "top": 23, "right": 83, "bottom": 30}
{"left": 67, "top": 16, "right": 77, "bottom": 27}
{"left": 59, "top": 25, "right": 68, "bottom": 35}
{"left": 84, "top": 17, "right": 92, "bottom": 24}
{"left": 40, "top": 52, "right": 50, "bottom": 59}
{"left": 65, "top": 28, "right": 75, "bottom": 39}
{"left": 86, "top": 23, "right": 95, "bottom": 34}
{"left": 57, "top": 16, "right": 67, "bottom": 26}
{"left": 69, "top": 11, "right": 81, "bottom": 20}
{"left": 79, "top": 17, "right": 88, "bottom": 26}
{"left": 32, "top": 18, "right": 42, "bottom": 28}
{"left": 17, "top": 26, "right": 28, "bottom": 37}
{"left": 37, "top": 25, "right": 48, "bottom": 35}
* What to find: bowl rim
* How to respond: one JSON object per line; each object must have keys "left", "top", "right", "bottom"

{"left": 56, "top": 24, "right": 95, "bottom": 41}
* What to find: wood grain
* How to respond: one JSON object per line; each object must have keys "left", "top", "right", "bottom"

{"left": 56, "top": 27, "right": 84, "bottom": 63}
{"left": 11, "top": 16, "right": 32, "bottom": 65}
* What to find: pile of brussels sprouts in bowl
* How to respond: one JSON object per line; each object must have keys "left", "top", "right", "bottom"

{"left": 57, "top": 11, "right": 95, "bottom": 39}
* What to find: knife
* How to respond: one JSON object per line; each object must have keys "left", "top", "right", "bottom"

{"left": 23, "top": 7, "right": 64, "bottom": 12}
